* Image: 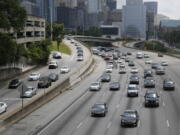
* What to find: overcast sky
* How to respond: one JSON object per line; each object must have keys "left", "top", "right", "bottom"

{"left": 117, "top": 0, "right": 180, "bottom": 19}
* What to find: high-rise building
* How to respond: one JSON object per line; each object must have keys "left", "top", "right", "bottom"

{"left": 106, "top": 0, "right": 117, "bottom": 11}
{"left": 122, "top": 0, "right": 146, "bottom": 39}
{"left": 87, "top": 0, "right": 105, "bottom": 13}
{"left": 144, "top": 2, "right": 157, "bottom": 14}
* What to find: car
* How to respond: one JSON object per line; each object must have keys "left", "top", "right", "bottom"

{"left": 163, "top": 79, "right": 175, "bottom": 90}
{"left": 60, "top": 66, "right": 70, "bottom": 73}
{"left": 117, "top": 59, "right": 123, "bottom": 63}
{"left": 161, "top": 61, "right": 168, "bottom": 66}
{"left": 125, "top": 58, "right": 130, "bottom": 62}
{"left": 158, "top": 53, "right": 163, "bottom": 57}
{"left": 128, "top": 61, "right": 135, "bottom": 66}
{"left": 109, "top": 82, "right": 120, "bottom": 90}
{"left": 77, "top": 56, "right": 84, "bottom": 61}
{"left": 77, "top": 52, "right": 83, "bottom": 57}
{"left": 129, "top": 74, "right": 139, "bottom": 84}
{"left": 144, "top": 53, "right": 149, "bottom": 58}
{"left": 121, "top": 56, "right": 126, "bottom": 59}
{"left": 119, "top": 68, "right": 126, "bottom": 74}
{"left": 107, "top": 63, "right": 114, "bottom": 68}
{"left": 8, "top": 79, "right": 22, "bottom": 89}
{"left": 155, "top": 66, "right": 165, "bottom": 75}
{"left": 53, "top": 51, "right": 62, "bottom": 59}
{"left": 144, "top": 69, "right": 153, "bottom": 78}
{"left": 101, "top": 73, "right": 111, "bottom": 82}
{"left": 91, "top": 103, "right": 108, "bottom": 117}
{"left": 106, "top": 67, "right": 113, "bottom": 73}
{"left": 144, "top": 91, "right": 159, "bottom": 107}
{"left": 90, "top": 82, "right": 101, "bottom": 91}
{"left": 127, "top": 52, "right": 132, "bottom": 55}
{"left": 151, "top": 63, "right": 160, "bottom": 69}
{"left": 0, "top": 102, "right": 7, "bottom": 114}
{"left": 38, "top": 77, "right": 52, "bottom": 88}
{"left": 121, "top": 110, "right": 139, "bottom": 127}
{"left": 136, "top": 52, "right": 143, "bottom": 59}
{"left": 131, "top": 67, "right": 138, "bottom": 74}
{"left": 20, "top": 86, "right": 37, "bottom": 98}
{"left": 28, "top": 72, "right": 40, "bottom": 81}
{"left": 127, "top": 84, "right": 139, "bottom": 97}
{"left": 48, "top": 61, "right": 58, "bottom": 69}
{"left": 48, "top": 73, "right": 59, "bottom": 82}
{"left": 119, "top": 63, "right": 125, "bottom": 68}
{"left": 144, "top": 77, "right": 155, "bottom": 88}
{"left": 145, "top": 60, "right": 152, "bottom": 64}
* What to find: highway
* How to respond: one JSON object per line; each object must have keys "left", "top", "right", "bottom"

{"left": 0, "top": 39, "right": 91, "bottom": 113}
{"left": 1, "top": 42, "right": 180, "bottom": 135}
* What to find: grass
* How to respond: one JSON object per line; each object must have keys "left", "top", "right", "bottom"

{"left": 49, "top": 41, "right": 72, "bottom": 55}
{"left": 168, "top": 48, "right": 180, "bottom": 55}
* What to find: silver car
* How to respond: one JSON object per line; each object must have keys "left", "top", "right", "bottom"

{"left": 90, "top": 82, "right": 101, "bottom": 91}
{"left": 127, "top": 84, "right": 139, "bottom": 97}
{"left": 20, "top": 86, "right": 37, "bottom": 98}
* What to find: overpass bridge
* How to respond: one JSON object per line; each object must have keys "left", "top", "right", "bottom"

{"left": 72, "top": 36, "right": 116, "bottom": 43}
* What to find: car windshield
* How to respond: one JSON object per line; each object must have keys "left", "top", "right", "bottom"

{"left": 128, "top": 86, "right": 137, "bottom": 90}
{"left": 31, "top": 73, "right": 38, "bottom": 76}
{"left": 146, "top": 93, "right": 157, "bottom": 98}
{"left": 93, "top": 104, "right": 105, "bottom": 109}
{"left": 92, "top": 83, "right": 99, "bottom": 86}
{"left": 124, "top": 112, "right": 136, "bottom": 117}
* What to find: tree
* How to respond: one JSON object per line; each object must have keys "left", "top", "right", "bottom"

{"left": 84, "top": 27, "right": 102, "bottom": 37}
{"left": 0, "top": 0, "right": 27, "bottom": 32}
{"left": 46, "top": 23, "right": 65, "bottom": 50}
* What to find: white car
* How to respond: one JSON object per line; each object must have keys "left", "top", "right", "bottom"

{"left": 127, "top": 84, "right": 139, "bottom": 97}
{"left": 106, "top": 67, "right": 113, "bottom": 73}
{"left": 161, "top": 61, "right": 168, "bottom": 66}
{"left": 119, "top": 63, "right": 125, "bottom": 68}
{"left": 0, "top": 102, "right": 7, "bottom": 114}
{"left": 119, "top": 68, "right": 126, "bottom": 74}
{"left": 145, "top": 60, "right": 152, "bottom": 64}
{"left": 53, "top": 51, "right": 62, "bottom": 59}
{"left": 90, "top": 82, "right": 101, "bottom": 91}
{"left": 131, "top": 68, "right": 139, "bottom": 74}
{"left": 107, "top": 63, "right": 114, "bottom": 68}
{"left": 28, "top": 72, "right": 41, "bottom": 81}
{"left": 60, "top": 66, "right": 70, "bottom": 73}
{"left": 48, "top": 61, "right": 58, "bottom": 69}
{"left": 118, "top": 59, "right": 123, "bottom": 63}
{"left": 77, "top": 56, "right": 84, "bottom": 61}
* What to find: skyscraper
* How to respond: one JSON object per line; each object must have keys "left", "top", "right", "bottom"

{"left": 106, "top": 0, "right": 117, "bottom": 10}
{"left": 122, "top": 0, "right": 146, "bottom": 39}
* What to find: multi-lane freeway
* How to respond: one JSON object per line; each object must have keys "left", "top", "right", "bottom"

{"left": 1, "top": 41, "right": 180, "bottom": 135}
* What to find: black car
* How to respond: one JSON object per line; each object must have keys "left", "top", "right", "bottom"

{"left": 38, "top": 77, "right": 52, "bottom": 88}
{"left": 127, "top": 52, "right": 132, "bottom": 55}
{"left": 129, "top": 75, "right": 139, "bottom": 84}
{"left": 121, "top": 110, "right": 139, "bottom": 127}
{"left": 151, "top": 63, "right": 160, "bottom": 69}
{"left": 144, "top": 77, "right": 155, "bottom": 88}
{"left": 163, "top": 79, "right": 175, "bottom": 90}
{"left": 144, "top": 69, "right": 153, "bottom": 78}
{"left": 144, "top": 91, "right": 159, "bottom": 107}
{"left": 101, "top": 74, "right": 111, "bottom": 82}
{"left": 109, "top": 82, "right": 120, "bottom": 90}
{"left": 128, "top": 61, "right": 135, "bottom": 66}
{"left": 125, "top": 58, "right": 130, "bottom": 62}
{"left": 48, "top": 73, "right": 59, "bottom": 82}
{"left": 8, "top": 79, "right": 22, "bottom": 89}
{"left": 91, "top": 103, "right": 108, "bottom": 117}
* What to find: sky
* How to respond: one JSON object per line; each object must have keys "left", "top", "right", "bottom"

{"left": 117, "top": 0, "right": 180, "bottom": 19}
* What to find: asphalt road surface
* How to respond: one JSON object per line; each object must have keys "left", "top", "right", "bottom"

{"left": 1, "top": 42, "right": 180, "bottom": 135}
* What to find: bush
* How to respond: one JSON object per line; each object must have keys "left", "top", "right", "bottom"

{"left": 27, "top": 40, "right": 51, "bottom": 65}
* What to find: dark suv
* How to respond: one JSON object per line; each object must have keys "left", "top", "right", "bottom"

{"left": 144, "top": 91, "right": 159, "bottom": 107}
{"left": 144, "top": 69, "right": 153, "bottom": 78}
{"left": 129, "top": 74, "right": 139, "bottom": 84}
{"left": 121, "top": 110, "right": 139, "bottom": 127}
{"left": 101, "top": 73, "right": 111, "bottom": 82}
{"left": 91, "top": 103, "right": 108, "bottom": 117}
{"left": 38, "top": 77, "right": 52, "bottom": 88}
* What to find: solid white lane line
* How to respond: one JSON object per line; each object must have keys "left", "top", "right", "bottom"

{"left": 77, "top": 122, "right": 83, "bottom": 129}
{"left": 166, "top": 120, "right": 170, "bottom": 128}
{"left": 107, "top": 122, "right": 112, "bottom": 129}
{"left": 138, "top": 120, "right": 141, "bottom": 128}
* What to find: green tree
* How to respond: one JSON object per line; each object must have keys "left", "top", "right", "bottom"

{"left": 0, "top": 0, "right": 27, "bottom": 32}
{"left": 84, "top": 27, "right": 102, "bottom": 37}
{"left": 46, "top": 23, "right": 65, "bottom": 50}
